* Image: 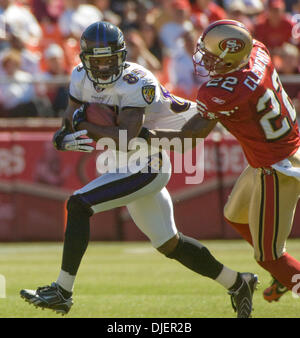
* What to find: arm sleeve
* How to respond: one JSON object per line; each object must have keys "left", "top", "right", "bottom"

{"left": 196, "top": 83, "right": 241, "bottom": 121}
{"left": 69, "top": 66, "right": 84, "bottom": 103}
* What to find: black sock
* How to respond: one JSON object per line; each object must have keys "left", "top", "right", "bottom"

{"left": 61, "top": 196, "right": 92, "bottom": 275}
{"left": 166, "top": 233, "right": 224, "bottom": 280}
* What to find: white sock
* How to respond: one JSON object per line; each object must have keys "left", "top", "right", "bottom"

{"left": 56, "top": 270, "right": 76, "bottom": 293}
{"left": 215, "top": 266, "right": 238, "bottom": 290}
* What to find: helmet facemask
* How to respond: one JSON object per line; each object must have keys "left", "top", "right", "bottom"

{"left": 193, "top": 42, "right": 226, "bottom": 77}
{"left": 80, "top": 48, "right": 127, "bottom": 87}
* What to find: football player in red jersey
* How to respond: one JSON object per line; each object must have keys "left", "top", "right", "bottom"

{"left": 147, "top": 19, "right": 300, "bottom": 302}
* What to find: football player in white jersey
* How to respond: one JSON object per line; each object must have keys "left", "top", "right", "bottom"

{"left": 20, "top": 22, "right": 258, "bottom": 318}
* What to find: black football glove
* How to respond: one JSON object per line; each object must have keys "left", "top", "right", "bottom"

{"left": 53, "top": 118, "right": 94, "bottom": 152}
{"left": 53, "top": 119, "right": 72, "bottom": 150}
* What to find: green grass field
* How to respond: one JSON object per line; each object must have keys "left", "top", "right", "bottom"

{"left": 0, "top": 239, "right": 300, "bottom": 318}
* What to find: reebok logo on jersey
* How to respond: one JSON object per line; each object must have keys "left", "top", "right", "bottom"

{"left": 142, "top": 85, "right": 155, "bottom": 104}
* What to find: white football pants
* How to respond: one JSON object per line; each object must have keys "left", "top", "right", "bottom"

{"left": 73, "top": 151, "right": 178, "bottom": 248}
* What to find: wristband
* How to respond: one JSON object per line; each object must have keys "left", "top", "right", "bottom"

{"left": 73, "top": 104, "right": 88, "bottom": 131}
{"left": 138, "top": 127, "right": 151, "bottom": 142}
{"left": 52, "top": 119, "right": 72, "bottom": 150}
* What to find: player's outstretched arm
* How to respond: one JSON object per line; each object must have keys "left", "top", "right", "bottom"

{"left": 149, "top": 114, "right": 216, "bottom": 140}
{"left": 141, "top": 114, "right": 217, "bottom": 152}
{"left": 181, "top": 114, "right": 217, "bottom": 139}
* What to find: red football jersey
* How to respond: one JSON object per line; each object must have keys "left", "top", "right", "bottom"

{"left": 196, "top": 40, "right": 300, "bottom": 168}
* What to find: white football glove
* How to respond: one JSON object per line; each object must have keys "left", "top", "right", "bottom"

{"left": 61, "top": 130, "right": 94, "bottom": 152}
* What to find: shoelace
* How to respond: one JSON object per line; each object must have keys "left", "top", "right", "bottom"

{"left": 37, "top": 285, "right": 56, "bottom": 294}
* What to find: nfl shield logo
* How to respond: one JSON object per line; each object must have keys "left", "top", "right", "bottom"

{"left": 94, "top": 84, "right": 105, "bottom": 93}
{"left": 142, "top": 85, "right": 155, "bottom": 104}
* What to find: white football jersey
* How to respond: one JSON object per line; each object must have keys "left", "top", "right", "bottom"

{"left": 69, "top": 62, "right": 197, "bottom": 130}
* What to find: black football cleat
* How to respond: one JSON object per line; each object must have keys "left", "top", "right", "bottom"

{"left": 20, "top": 282, "right": 73, "bottom": 315}
{"left": 228, "top": 272, "right": 259, "bottom": 318}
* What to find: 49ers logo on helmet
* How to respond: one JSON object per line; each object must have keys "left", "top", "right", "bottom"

{"left": 219, "top": 38, "right": 245, "bottom": 53}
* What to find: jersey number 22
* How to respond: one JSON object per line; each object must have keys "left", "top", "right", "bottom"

{"left": 257, "top": 69, "right": 297, "bottom": 141}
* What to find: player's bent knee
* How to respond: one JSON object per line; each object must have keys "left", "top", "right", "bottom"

{"left": 67, "top": 195, "right": 93, "bottom": 217}
{"left": 223, "top": 202, "right": 234, "bottom": 221}
{"left": 156, "top": 234, "right": 180, "bottom": 256}
{"left": 224, "top": 203, "right": 248, "bottom": 225}
{"left": 164, "top": 233, "right": 223, "bottom": 279}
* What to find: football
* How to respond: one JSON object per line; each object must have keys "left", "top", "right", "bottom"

{"left": 85, "top": 103, "right": 117, "bottom": 126}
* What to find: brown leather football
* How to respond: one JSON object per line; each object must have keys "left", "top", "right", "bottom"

{"left": 85, "top": 103, "right": 117, "bottom": 126}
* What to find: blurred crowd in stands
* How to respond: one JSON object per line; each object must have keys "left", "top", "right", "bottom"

{"left": 0, "top": 0, "right": 299, "bottom": 120}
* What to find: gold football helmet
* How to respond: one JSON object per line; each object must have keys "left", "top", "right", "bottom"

{"left": 193, "top": 20, "right": 253, "bottom": 76}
